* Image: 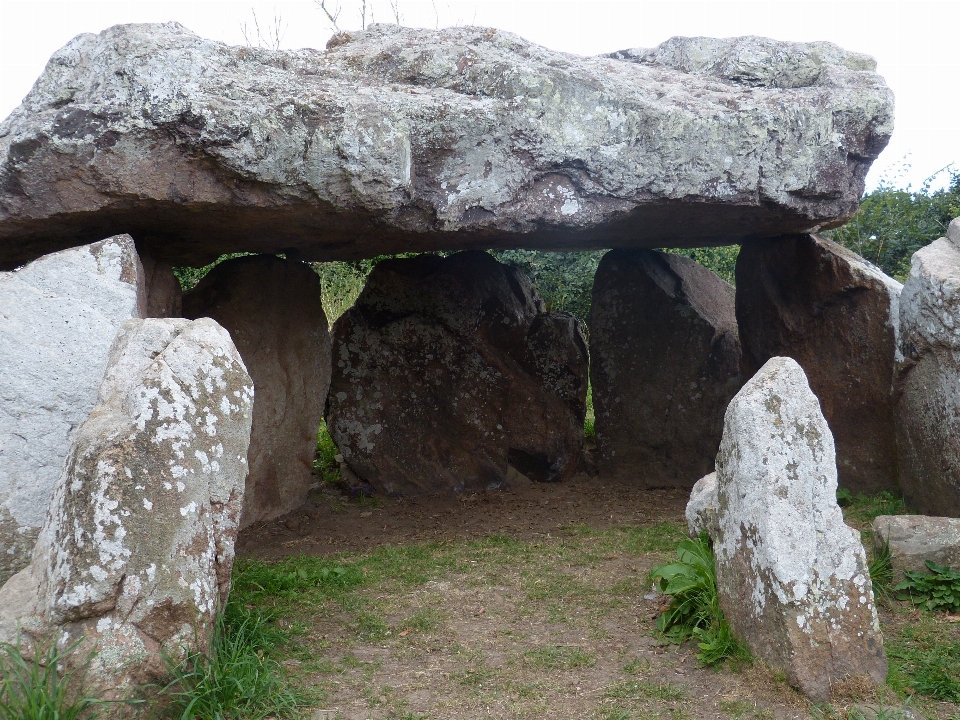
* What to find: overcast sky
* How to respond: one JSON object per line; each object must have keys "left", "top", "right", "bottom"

{"left": 1, "top": 0, "right": 957, "bottom": 192}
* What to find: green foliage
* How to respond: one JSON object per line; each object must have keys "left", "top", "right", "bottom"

{"left": 313, "top": 260, "right": 375, "bottom": 324}
{"left": 894, "top": 561, "right": 960, "bottom": 613}
{"left": 825, "top": 166, "right": 960, "bottom": 281}
{"left": 231, "top": 555, "right": 363, "bottom": 607}
{"left": 837, "top": 490, "right": 908, "bottom": 524}
{"left": 159, "top": 601, "right": 303, "bottom": 720}
{"left": 649, "top": 533, "right": 750, "bottom": 666}
{"left": 868, "top": 538, "right": 894, "bottom": 602}
{"left": 662, "top": 245, "right": 740, "bottom": 286}
{"left": 521, "top": 645, "right": 595, "bottom": 670}
{"left": 489, "top": 249, "right": 604, "bottom": 324}
{"left": 887, "top": 617, "right": 960, "bottom": 703}
{"left": 0, "top": 632, "right": 105, "bottom": 720}
{"left": 173, "top": 252, "right": 256, "bottom": 292}
{"left": 314, "top": 419, "right": 341, "bottom": 484}
{"left": 584, "top": 383, "right": 595, "bottom": 439}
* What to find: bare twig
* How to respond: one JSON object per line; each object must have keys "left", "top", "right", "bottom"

{"left": 430, "top": 0, "right": 439, "bottom": 28}
{"left": 389, "top": 0, "right": 401, "bottom": 24}
{"left": 315, "top": 0, "right": 342, "bottom": 32}
{"left": 241, "top": 7, "right": 286, "bottom": 51}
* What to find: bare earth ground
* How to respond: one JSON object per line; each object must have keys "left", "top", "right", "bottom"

{"left": 236, "top": 470, "right": 960, "bottom": 720}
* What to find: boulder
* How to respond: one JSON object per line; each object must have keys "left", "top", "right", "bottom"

{"left": 591, "top": 249, "right": 742, "bottom": 487}
{"left": 736, "top": 234, "right": 902, "bottom": 494}
{"left": 685, "top": 472, "right": 719, "bottom": 539}
{"left": 895, "top": 224, "right": 960, "bottom": 516}
{"left": 715, "top": 356, "right": 886, "bottom": 702}
{"left": 326, "top": 251, "right": 587, "bottom": 495}
{"left": 872, "top": 515, "right": 960, "bottom": 579}
{"left": 0, "top": 235, "right": 176, "bottom": 580}
{"left": 0, "top": 317, "right": 253, "bottom": 708}
{"left": 0, "top": 24, "right": 892, "bottom": 269}
{"left": 183, "top": 255, "right": 330, "bottom": 527}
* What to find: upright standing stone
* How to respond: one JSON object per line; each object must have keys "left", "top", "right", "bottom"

{"left": 591, "top": 249, "right": 742, "bottom": 487}
{"left": 0, "top": 318, "right": 254, "bottom": 710}
{"left": 715, "top": 357, "right": 886, "bottom": 701}
{"left": 894, "top": 218, "right": 960, "bottom": 516}
{"left": 0, "top": 235, "right": 173, "bottom": 580}
{"left": 183, "top": 255, "right": 330, "bottom": 526}
{"left": 736, "top": 234, "right": 902, "bottom": 494}
{"left": 327, "top": 251, "right": 588, "bottom": 495}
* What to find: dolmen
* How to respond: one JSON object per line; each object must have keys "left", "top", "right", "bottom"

{"left": 0, "top": 21, "right": 909, "bottom": 708}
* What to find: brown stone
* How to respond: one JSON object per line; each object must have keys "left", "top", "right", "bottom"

{"left": 735, "top": 234, "right": 902, "bottom": 495}
{"left": 590, "top": 249, "right": 742, "bottom": 488}
{"left": 326, "top": 251, "right": 587, "bottom": 495}
{"left": 183, "top": 255, "right": 330, "bottom": 527}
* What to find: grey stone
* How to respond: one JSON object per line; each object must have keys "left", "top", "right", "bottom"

{"left": 326, "top": 251, "right": 587, "bottom": 495}
{"left": 0, "top": 236, "right": 143, "bottom": 580}
{"left": 872, "top": 515, "right": 960, "bottom": 578}
{"left": 736, "top": 234, "right": 902, "bottom": 495}
{"left": 894, "top": 232, "right": 960, "bottom": 516}
{"left": 591, "top": 249, "right": 742, "bottom": 487}
{"left": 715, "top": 356, "right": 886, "bottom": 702}
{"left": 0, "top": 317, "right": 254, "bottom": 709}
{"left": 183, "top": 255, "right": 330, "bottom": 527}
{"left": 686, "top": 472, "right": 719, "bottom": 539}
{"left": 0, "top": 24, "right": 892, "bottom": 269}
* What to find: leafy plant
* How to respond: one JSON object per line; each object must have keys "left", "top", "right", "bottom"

{"left": 649, "top": 533, "right": 750, "bottom": 665}
{"left": 664, "top": 245, "right": 740, "bottom": 286}
{"left": 894, "top": 561, "right": 960, "bottom": 613}
{"left": 159, "top": 601, "right": 304, "bottom": 720}
{"left": 315, "top": 419, "right": 341, "bottom": 483}
{"left": 0, "top": 632, "right": 105, "bottom": 720}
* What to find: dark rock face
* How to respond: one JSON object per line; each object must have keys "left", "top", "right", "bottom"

{"left": 326, "top": 251, "right": 587, "bottom": 495}
{"left": 0, "top": 23, "right": 892, "bottom": 269}
{"left": 183, "top": 255, "right": 331, "bottom": 526}
{"left": 735, "top": 234, "right": 902, "bottom": 495}
{"left": 590, "top": 249, "right": 742, "bottom": 488}
{"left": 894, "top": 222, "right": 960, "bottom": 516}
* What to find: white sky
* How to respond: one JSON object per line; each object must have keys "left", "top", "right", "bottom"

{"left": 1, "top": 0, "right": 958, "bottom": 192}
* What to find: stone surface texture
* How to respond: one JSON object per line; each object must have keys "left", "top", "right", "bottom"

{"left": 872, "top": 515, "right": 960, "bottom": 578}
{"left": 685, "top": 472, "right": 719, "bottom": 538}
{"left": 0, "top": 23, "right": 892, "bottom": 269}
{"left": 895, "top": 226, "right": 960, "bottom": 516}
{"left": 183, "top": 255, "right": 330, "bottom": 527}
{"left": 0, "top": 235, "right": 147, "bottom": 580}
{"left": 736, "top": 233, "right": 902, "bottom": 495}
{"left": 327, "top": 250, "right": 587, "bottom": 495}
{"left": 591, "top": 249, "right": 741, "bottom": 487}
{"left": 714, "top": 356, "right": 886, "bottom": 701}
{"left": 0, "top": 317, "right": 254, "bottom": 708}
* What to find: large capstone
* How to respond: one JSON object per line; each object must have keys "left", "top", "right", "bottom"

{"left": 894, "top": 218, "right": 960, "bottom": 516}
{"left": 327, "top": 251, "right": 587, "bottom": 495}
{"left": 0, "top": 24, "right": 892, "bottom": 269}
{"left": 736, "top": 234, "right": 902, "bottom": 494}
{"left": 0, "top": 317, "right": 254, "bottom": 708}
{"left": 714, "top": 356, "right": 886, "bottom": 702}
{"left": 590, "top": 249, "right": 742, "bottom": 487}
{"left": 183, "top": 255, "right": 331, "bottom": 527}
{"left": 0, "top": 234, "right": 176, "bottom": 580}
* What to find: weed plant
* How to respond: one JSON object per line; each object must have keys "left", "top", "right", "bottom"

{"left": 894, "top": 561, "right": 960, "bottom": 613}
{"left": 649, "top": 533, "right": 750, "bottom": 666}
{"left": 314, "top": 420, "right": 341, "bottom": 484}
{"left": 0, "top": 633, "right": 104, "bottom": 720}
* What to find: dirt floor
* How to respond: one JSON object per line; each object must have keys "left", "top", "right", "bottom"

{"left": 235, "top": 471, "right": 960, "bottom": 720}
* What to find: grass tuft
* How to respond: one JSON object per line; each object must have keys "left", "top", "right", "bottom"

{"left": 0, "top": 632, "right": 104, "bottom": 720}
{"left": 159, "top": 601, "right": 305, "bottom": 720}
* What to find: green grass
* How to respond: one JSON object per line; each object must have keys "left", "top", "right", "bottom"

{"left": 886, "top": 614, "right": 960, "bottom": 702}
{"left": 837, "top": 490, "right": 909, "bottom": 526}
{"left": 159, "top": 600, "right": 306, "bottom": 719}
{"left": 522, "top": 645, "right": 595, "bottom": 670}
{"left": 0, "top": 633, "right": 105, "bottom": 720}
{"left": 604, "top": 680, "right": 687, "bottom": 702}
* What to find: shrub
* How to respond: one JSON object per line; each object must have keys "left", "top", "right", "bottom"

{"left": 649, "top": 533, "right": 750, "bottom": 666}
